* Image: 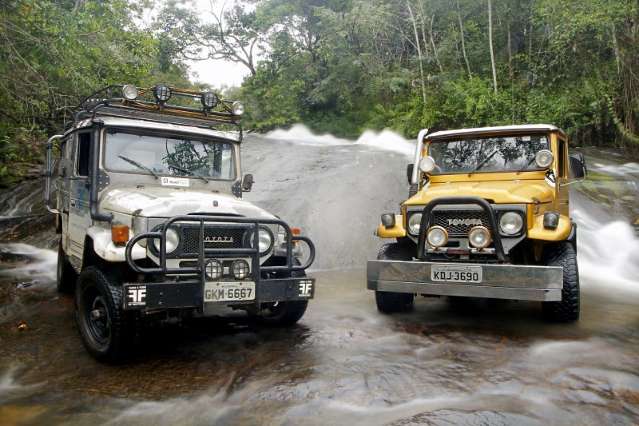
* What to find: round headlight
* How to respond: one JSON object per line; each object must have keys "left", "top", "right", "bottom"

{"left": 499, "top": 212, "right": 524, "bottom": 235}
{"left": 232, "top": 101, "right": 245, "bottom": 116}
{"left": 419, "top": 156, "right": 436, "bottom": 173}
{"left": 153, "top": 227, "right": 180, "bottom": 253}
{"left": 205, "top": 259, "right": 223, "bottom": 280}
{"left": 201, "top": 91, "right": 218, "bottom": 109}
{"left": 408, "top": 213, "right": 422, "bottom": 235}
{"left": 231, "top": 259, "right": 250, "bottom": 280}
{"left": 468, "top": 226, "right": 491, "bottom": 249}
{"left": 246, "top": 226, "right": 273, "bottom": 255}
{"left": 153, "top": 84, "right": 172, "bottom": 103}
{"left": 427, "top": 226, "right": 448, "bottom": 248}
{"left": 122, "top": 84, "right": 138, "bottom": 100}
{"left": 535, "top": 149, "right": 554, "bottom": 168}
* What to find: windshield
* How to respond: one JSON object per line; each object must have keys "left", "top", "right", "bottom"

{"left": 104, "top": 130, "right": 235, "bottom": 180}
{"left": 426, "top": 134, "right": 550, "bottom": 175}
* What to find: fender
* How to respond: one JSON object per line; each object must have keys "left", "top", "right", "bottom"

{"left": 87, "top": 226, "right": 146, "bottom": 262}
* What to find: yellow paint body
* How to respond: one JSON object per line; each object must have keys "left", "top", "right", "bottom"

{"left": 377, "top": 130, "right": 574, "bottom": 242}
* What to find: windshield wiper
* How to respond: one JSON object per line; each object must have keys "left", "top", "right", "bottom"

{"left": 516, "top": 156, "right": 536, "bottom": 174}
{"left": 118, "top": 155, "right": 158, "bottom": 179}
{"left": 167, "top": 163, "right": 210, "bottom": 183}
{"left": 469, "top": 149, "right": 499, "bottom": 174}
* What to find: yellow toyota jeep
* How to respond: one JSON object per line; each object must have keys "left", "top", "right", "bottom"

{"left": 367, "top": 125, "right": 587, "bottom": 322}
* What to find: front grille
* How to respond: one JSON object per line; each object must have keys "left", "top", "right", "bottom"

{"left": 431, "top": 210, "right": 492, "bottom": 237}
{"left": 180, "top": 226, "right": 249, "bottom": 255}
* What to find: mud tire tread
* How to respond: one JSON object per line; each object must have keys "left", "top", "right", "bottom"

{"left": 75, "top": 267, "right": 137, "bottom": 363}
{"left": 542, "top": 242, "right": 580, "bottom": 322}
{"left": 375, "top": 243, "right": 415, "bottom": 314}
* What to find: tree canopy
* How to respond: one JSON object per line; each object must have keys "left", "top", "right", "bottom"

{"left": 1, "top": 0, "right": 638, "bottom": 185}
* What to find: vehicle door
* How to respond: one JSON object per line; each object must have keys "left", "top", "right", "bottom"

{"left": 556, "top": 136, "right": 569, "bottom": 216}
{"left": 68, "top": 130, "right": 93, "bottom": 261}
{"left": 56, "top": 136, "right": 73, "bottom": 251}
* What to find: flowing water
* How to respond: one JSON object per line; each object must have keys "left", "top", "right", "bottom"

{"left": 1, "top": 126, "right": 638, "bottom": 425}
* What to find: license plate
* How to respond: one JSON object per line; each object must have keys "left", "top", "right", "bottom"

{"left": 431, "top": 265, "right": 482, "bottom": 283}
{"left": 204, "top": 281, "right": 255, "bottom": 302}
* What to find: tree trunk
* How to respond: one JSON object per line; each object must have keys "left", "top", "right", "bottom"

{"left": 429, "top": 15, "right": 444, "bottom": 74}
{"left": 488, "top": 0, "right": 498, "bottom": 94}
{"left": 406, "top": 0, "right": 427, "bottom": 106}
{"left": 456, "top": 0, "right": 472, "bottom": 78}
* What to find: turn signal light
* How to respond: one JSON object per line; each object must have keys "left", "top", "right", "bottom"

{"left": 111, "top": 224, "right": 130, "bottom": 245}
{"left": 291, "top": 227, "right": 301, "bottom": 236}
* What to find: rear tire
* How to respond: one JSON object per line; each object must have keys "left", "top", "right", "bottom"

{"left": 542, "top": 242, "right": 580, "bottom": 322}
{"left": 75, "top": 267, "right": 137, "bottom": 363}
{"left": 56, "top": 242, "right": 77, "bottom": 294}
{"left": 375, "top": 243, "right": 414, "bottom": 314}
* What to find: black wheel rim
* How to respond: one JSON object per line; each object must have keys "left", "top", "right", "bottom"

{"left": 82, "top": 289, "right": 111, "bottom": 347}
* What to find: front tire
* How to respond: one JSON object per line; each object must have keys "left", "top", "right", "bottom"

{"left": 257, "top": 258, "right": 309, "bottom": 327}
{"left": 542, "top": 242, "right": 580, "bottom": 322}
{"left": 75, "top": 267, "right": 137, "bottom": 362}
{"left": 375, "top": 243, "right": 415, "bottom": 314}
{"left": 56, "top": 242, "right": 77, "bottom": 294}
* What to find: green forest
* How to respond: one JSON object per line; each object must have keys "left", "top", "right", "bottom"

{"left": 1, "top": 0, "right": 638, "bottom": 185}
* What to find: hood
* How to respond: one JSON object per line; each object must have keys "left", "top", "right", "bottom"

{"left": 100, "top": 186, "right": 275, "bottom": 219}
{"left": 404, "top": 179, "right": 555, "bottom": 206}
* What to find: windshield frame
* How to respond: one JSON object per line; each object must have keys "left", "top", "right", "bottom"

{"left": 100, "top": 126, "right": 238, "bottom": 181}
{"left": 424, "top": 132, "right": 552, "bottom": 176}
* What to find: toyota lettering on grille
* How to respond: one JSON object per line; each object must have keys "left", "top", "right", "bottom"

{"left": 447, "top": 218, "right": 483, "bottom": 226}
{"left": 203, "top": 236, "right": 234, "bottom": 244}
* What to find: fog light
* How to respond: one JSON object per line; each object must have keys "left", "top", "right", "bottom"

{"left": 232, "top": 259, "right": 250, "bottom": 280}
{"left": 232, "top": 101, "right": 244, "bottom": 116}
{"left": 153, "top": 84, "right": 172, "bottom": 103}
{"left": 426, "top": 226, "right": 448, "bottom": 248}
{"left": 543, "top": 212, "right": 560, "bottom": 229}
{"left": 201, "top": 91, "right": 218, "bottom": 109}
{"left": 468, "top": 226, "right": 491, "bottom": 249}
{"left": 121, "top": 84, "right": 138, "bottom": 100}
{"left": 205, "top": 259, "right": 223, "bottom": 280}
{"left": 381, "top": 213, "right": 395, "bottom": 228}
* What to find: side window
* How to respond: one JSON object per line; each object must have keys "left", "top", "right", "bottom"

{"left": 558, "top": 139, "right": 567, "bottom": 178}
{"left": 77, "top": 132, "right": 91, "bottom": 177}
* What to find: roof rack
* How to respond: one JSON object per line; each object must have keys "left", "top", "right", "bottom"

{"left": 71, "top": 84, "right": 244, "bottom": 131}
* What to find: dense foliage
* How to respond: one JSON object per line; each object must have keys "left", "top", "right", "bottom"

{"left": 0, "top": 0, "right": 190, "bottom": 185}
{"left": 161, "top": 0, "right": 639, "bottom": 145}
{"left": 2, "top": 0, "right": 638, "bottom": 186}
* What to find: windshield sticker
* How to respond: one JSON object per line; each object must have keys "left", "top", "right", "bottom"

{"left": 161, "top": 176, "right": 190, "bottom": 187}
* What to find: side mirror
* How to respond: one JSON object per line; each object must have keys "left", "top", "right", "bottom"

{"left": 406, "top": 164, "right": 414, "bottom": 184}
{"left": 569, "top": 153, "right": 587, "bottom": 180}
{"left": 241, "top": 174, "right": 254, "bottom": 192}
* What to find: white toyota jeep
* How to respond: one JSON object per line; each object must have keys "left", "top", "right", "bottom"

{"left": 44, "top": 85, "right": 316, "bottom": 362}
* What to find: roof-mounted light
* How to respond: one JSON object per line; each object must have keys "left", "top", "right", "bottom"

{"left": 232, "top": 101, "right": 245, "bottom": 116}
{"left": 201, "top": 91, "right": 219, "bottom": 110}
{"left": 122, "top": 84, "right": 138, "bottom": 101}
{"left": 153, "top": 85, "right": 172, "bottom": 103}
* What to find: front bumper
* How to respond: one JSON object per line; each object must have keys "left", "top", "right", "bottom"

{"left": 122, "top": 277, "right": 315, "bottom": 311}
{"left": 367, "top": 260, "right": 563, "bottom": 301}
{"left": 123, "top": 214, "right": 316, "bottom": 311}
